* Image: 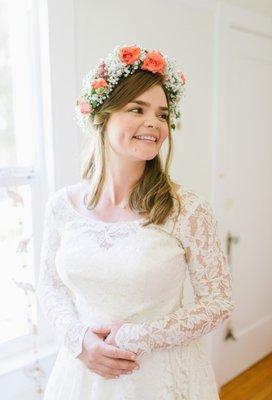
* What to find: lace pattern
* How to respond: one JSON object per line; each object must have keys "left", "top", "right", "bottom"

{"left": 77, "top": 222, "right": 141, "bottom": 250}
{"left": 114, "top": 193, "right": 235, "bottom": 357}
{"left": 36, "top": 194, "right": 89, "bottom": 358}
{"left": 36, "top": 183, "right": 235, "bottom": 390}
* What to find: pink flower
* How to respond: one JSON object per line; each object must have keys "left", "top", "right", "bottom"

{"left": 77, "top": 99, "right": 92, "bottom": 115}
{"left": 178, "top": 71, "right": 186, "bottom": 85}
{"left": 91, "top": 78, "right": 108, "bottom": 91}
{"left": 97, "top": 60, "right": 107, "bottom": 78}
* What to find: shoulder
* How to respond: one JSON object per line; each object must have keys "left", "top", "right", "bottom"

{"left": 45, "top": 181, "right": 88, "bottom": 216}
{"left": 45, "top": 186, "right": 66, "bottom": 211}
{"left": 172, "top": 182, "right": 210, "bottom": 213}
{"left": 168, "top": 185, "right": 218, "bottom": 242}
{"left": 65, "top": 181, "right": 88, "bottom": 208}
{"left": 171, "top": 182, "right": 216, "bottom": 226}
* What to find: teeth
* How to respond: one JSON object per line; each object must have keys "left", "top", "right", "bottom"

{"left": 134, "top": 135, "right": 157, "bottom": 142}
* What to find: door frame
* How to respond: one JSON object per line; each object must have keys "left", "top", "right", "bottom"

{"left": 211, "top": 2, "right": 272, "bottom": 388}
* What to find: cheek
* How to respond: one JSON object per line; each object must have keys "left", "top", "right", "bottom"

{"left": 113, "top": 115, "right": 138, "bottom": 137}
{"left": 123, "top": 116, "right": 139, "bottom": 134}
{"left": 107, "top": 123, "right": 135, "bottom": 150}
{"left": 161, "top": 125, "right": 169, "bottom": 142}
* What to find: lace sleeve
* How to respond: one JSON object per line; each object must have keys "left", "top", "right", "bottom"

{"left": 114, "top": 196, "right": 235, "bottom": 357}
{"left": 36, "top": 194, "right": 89, "bottom": 358}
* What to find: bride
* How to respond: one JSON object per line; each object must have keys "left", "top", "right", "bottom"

{"left": 37, "top": 43, "right": 235, "bottom": 399}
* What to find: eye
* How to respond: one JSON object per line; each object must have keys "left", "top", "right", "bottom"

{"left": 129, "top": 107, "right": 143, "bottom": 114}
{"left": 129, "top": 107, "right": 169, "bottom": 121}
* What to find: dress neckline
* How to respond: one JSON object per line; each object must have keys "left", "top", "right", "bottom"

{"left": 64, "top": 186, "right": 147, "bottom": 226}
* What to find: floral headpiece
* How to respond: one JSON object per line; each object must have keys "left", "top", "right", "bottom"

{"left": 74, "top": 44, "right": 187, "bottom": 132}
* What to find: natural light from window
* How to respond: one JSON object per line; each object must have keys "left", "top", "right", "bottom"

{"left": 0, "top": 0, "right": 37, "bottom": 347}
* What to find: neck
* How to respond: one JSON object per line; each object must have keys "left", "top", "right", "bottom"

{"left": 101, "top": 158, "right": 146, "bottom": 207}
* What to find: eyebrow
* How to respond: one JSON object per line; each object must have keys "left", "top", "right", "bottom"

{"left": 128, "top": 100, "right": 169, "bottom": 112}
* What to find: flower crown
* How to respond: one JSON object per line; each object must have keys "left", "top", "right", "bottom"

{"left": 74, "top": 44, "right": 187, "bottom": 132}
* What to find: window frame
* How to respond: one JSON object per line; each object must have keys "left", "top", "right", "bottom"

{"left": 0, "top": 0, "right": 79, "bottom": 362}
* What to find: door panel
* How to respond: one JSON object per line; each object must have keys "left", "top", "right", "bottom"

{"left": 213, "top": 12, "right": 272, "bottom": 387}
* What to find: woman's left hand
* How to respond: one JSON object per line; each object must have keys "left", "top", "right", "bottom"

{"left": 90, "top": 322, "right": 124, "bottom": 346}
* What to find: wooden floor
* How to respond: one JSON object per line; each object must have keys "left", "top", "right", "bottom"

{"left": 219, "top": 353, "right": 272, "bottom": 400}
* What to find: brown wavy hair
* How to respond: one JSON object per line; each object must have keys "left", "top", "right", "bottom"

{"left": 80, "top": 69, "right": 182, "bottom": 227}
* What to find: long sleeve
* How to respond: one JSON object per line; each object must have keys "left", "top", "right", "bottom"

{"left": 36, "top": 194, "right": 89, "bottom": 358}
{"left": 115, "top": 196, "right": 235, "bottom": 357}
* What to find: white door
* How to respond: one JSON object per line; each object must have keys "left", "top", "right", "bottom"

{"left": 212, "top": 5, "right": 272, "bottom": 387}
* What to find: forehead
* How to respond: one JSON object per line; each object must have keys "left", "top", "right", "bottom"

{"left": 129, "top": 85, "right": 168, "bottom": 110}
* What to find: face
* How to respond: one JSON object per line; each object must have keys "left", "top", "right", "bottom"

{"left": 104, "top": 84, "right": 169, "bottom": 162}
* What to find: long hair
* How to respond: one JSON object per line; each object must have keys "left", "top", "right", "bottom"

{"left": 80, "top": 69, "right": 182, "bottom": 227}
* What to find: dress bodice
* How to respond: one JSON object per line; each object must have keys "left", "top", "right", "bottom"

{"left": 36, "top": 184, "right": 235, "bottom": 360}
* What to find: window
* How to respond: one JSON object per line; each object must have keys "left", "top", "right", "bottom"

{"left": 0, "top": 0, "right": 50, "bottom": 360}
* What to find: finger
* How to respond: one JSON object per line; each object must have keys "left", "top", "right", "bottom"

{"left": 104, "top": 333, "right": 114, "bottom": 344}
{"left": 101, "top": 355, "right": 139, "bottom": 371}
{"left": 96, "top": 332, "right": 109, "bottom": 340}
{"left": 101, "top": 342, "right": 137, "bottom": 361}
{"left": 91, "top": 324, "right": 111, "bottom": 333}
{"left": 96, "top": 362, "right": 134, "bottom": 378}
{"left": 93, "top": 363, "right": 122, "bottom": 379}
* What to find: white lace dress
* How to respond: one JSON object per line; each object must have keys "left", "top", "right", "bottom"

{"left": 36, "top": 184, "right": 235, "bottom": 400}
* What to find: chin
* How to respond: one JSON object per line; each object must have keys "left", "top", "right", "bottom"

{"left": 138, "top": 151, "right": 158, "bottom": 161}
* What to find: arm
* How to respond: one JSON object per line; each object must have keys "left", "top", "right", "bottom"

{"left": 114, "top": 197, "right": 235, "bottom": 356}
{"left": 36, "top": 194, "right": 89, "bottom": 358}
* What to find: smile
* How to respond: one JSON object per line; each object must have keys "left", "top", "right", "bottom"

{"left": 133, "top": 135, "right": 158, "bottom": 142}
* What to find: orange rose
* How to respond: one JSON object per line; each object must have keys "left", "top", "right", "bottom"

{"left": 141, "top": 51, "right": 166, "bottom": 74}
{"left": 118, "top": 45, "right": 141, "bottom": 65}
{"left": 91, "top": 78, "right": 108, "bottom": 90}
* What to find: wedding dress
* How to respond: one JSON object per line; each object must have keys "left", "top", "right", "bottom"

{"left": 36, "top": 184, "right": 235, "bottom": 399}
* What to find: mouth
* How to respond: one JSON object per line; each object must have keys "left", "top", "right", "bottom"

{"left": 132, "top": 135, "right": 158, "bottom": 143}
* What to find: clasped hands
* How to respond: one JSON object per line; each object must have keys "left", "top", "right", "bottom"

{"left": 78, "top": 321, "right": 140, "bottom": 380}
{"left": 92, "top": 321, "right": 122, "bottom": 347}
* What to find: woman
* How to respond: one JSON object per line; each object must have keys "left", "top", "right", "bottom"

{"left": 37, "top": 44, "right": 235, "bottom": 399}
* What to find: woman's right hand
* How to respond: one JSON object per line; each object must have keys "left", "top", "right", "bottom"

{"left": 77, "top": 327, "right": 140, "bottom": 380}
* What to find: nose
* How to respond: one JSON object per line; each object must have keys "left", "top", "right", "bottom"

{"left": 144, "top": 120, "right": 159, "bottom": 130}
